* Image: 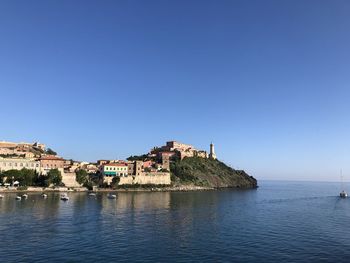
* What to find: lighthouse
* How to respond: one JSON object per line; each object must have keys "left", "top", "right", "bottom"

{"left": 209, "top": 142, "right": 217, "bottom": 160}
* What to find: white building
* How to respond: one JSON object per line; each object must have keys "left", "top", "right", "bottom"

{"left": 0, "top": 157, "right": 41, "bottom": 173}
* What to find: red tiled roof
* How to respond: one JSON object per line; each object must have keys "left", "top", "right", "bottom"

{"left": 40, "top": 155, "right": 64, "bottom": 161}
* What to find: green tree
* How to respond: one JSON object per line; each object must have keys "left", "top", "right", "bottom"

{"left": 144, "top": 167, "right": 152, "bottom": 172}
{"left": 2, "top": 169, "right": 37, "bottom": 186}
{"left": 20, "top": 168, "right": 36, "bottom": 186}
{"left": 34, "top": 174, "right": 50, "bottom": 187}
{"left": 4, "top": 169, "right": 22, "bottom": 185}
{"left": 47, "top": 169, "right": 62, "bottom": 186}
{"left": 111, "top": 176, "right": 120, "bottom": 188}
{"left": 75, "top": 169, "right": 88, "bottom": 185}
{"left": 127, "top": 154, "right": 150, "bottom": 161}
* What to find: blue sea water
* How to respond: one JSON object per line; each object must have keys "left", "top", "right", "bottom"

{"left": 1, "top": 181, "right": 350, "bottom": 262}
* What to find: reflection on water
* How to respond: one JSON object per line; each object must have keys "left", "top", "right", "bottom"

{"left": 1, "top": 183, "right": 350, "bottom": 262}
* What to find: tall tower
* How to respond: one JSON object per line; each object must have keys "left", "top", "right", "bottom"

{"left": 209, "top": 142, "right": 217, "bottom": 160}
{"left": 162, "top": 154, "right": 170, "bottom": 171}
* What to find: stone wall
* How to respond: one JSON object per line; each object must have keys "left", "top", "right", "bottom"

{"left": 62, "top": 172, "right": 81, "bottom": 188}
{"left": 119, "top": 172, "right": 171, "bottom": 185}
{"left": 104, "top": 176, "right": 113, "bottom": 185}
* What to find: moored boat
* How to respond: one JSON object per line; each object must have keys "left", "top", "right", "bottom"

{"left": 22, "top": 194, "right": 28, "bottom": 199}
{"left": 339, "top": 170, "right": 347, "bottom": 198}
{"left": 41, "top": 193, "right": 48, "bottom": 198}
{"left": 60, "top": 193, "right": 69, "bottom": 201}
{"left": 340, "top": 190, "right": 348, "bottom": 198}
{"left": 107, "top": 193, "right": 117, "bottom": 199}
{"left": 16, "top": 196, "right": 21, "bottom": 200}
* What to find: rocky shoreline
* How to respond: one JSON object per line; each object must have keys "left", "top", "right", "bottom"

{"left": 0, "top": 184, "right": 257, "bottom": 193}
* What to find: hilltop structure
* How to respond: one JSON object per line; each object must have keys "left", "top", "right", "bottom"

{"left": 150, "top": 141, "right": 216, "bottom": 160}
{"left": 0, "top": 141, "right": 46, "bottom": 158}
{"left": 209, "top": 143, "right": 217, "bottom": 160}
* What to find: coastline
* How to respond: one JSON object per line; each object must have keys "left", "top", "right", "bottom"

{"left": 0, "top": 185, "right": 257, "bottom": 193}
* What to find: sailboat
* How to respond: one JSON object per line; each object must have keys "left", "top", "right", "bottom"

{"left": 339, "top": 169, "right": 347, "bottom": 198}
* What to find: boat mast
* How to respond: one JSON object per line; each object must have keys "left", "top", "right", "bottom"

{"left": 341, "top": 169, "right": 344, "bottom": 191}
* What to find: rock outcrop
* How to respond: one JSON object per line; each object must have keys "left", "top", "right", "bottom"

{"left": 170, "top": 157, "right": 257, "bottom": 189}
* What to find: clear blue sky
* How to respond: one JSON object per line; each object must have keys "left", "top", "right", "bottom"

{"left": 1, "top": 0, "right": 350, "bottom": 181}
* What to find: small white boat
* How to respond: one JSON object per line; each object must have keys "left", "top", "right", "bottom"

{"left": 339, "top": 170, "right": 348, "bottom": 198}
{"left": 340, "top": 190, "right": 348, "bottom": 198}
{"left": 16, "top": 196, "right": 21, "bottom": 200}
{"left": 88, "top": 193, "right": 96, "bottom": 196}
{"left": 41, "top": 193, "right": 48, "bottom": 198}
{"left": 60, "top": 193, "right": 69, "bottom": 201}
{"left": 107, "top": 193, "right": 117, "bottom": 199}
{"left": 22, "top": 194, "right": 28, "bottom": 199}
{"left": 0, "top": 195, "right": 4, "bottom": 199}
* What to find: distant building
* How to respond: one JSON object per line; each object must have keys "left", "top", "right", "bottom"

{"left": 0, "top": 148, "right": 15, "bottom": 155}
{"left": 100, "top": 162, "right": 128, "bottom": 185}
{"left": 164, "top": 141, "right": 194, "bottom": 152}
{"left": 101, "top": 163, "right": 128, "bottom": 177}
{"left": 158, "top": 151, "right": 176, "bottom": 160}
{"left": 39, "top": 155, "right": 65, "bottom": 174}
{"left": 0, "top": 141, "right": 18, "bottom": 148}
{"left": 209, "top": 143, "right": 217, "bottom": 160}
{"left": 151, "top": 140, "right": 213, "bottom": 160}
{"left": 97, "top": 160, "right": 109, "bottom": 166}
{"left": 0, "top": 157, "right": 40, "bottom": 172}
{"left": 162, "top": 154, "right": 170, "bottom": 171}
{"left": 142, "top": 160, "right": 154, "bottom": 169}
{"left": 0, "top": 141, "right": 46, "bottom": 158}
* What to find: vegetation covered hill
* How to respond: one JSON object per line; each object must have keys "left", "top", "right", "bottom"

{"left": 170, "top": 157, "right": 257, "bottom": 189}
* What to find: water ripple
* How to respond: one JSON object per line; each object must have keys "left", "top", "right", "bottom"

{"left": 1, "top": 182, "right": 350, "bottom": 262}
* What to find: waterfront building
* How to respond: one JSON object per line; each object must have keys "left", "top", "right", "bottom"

{"left": 39, "top": 155, "right": 65, "bottom": 174}
{"left": 0, "top": 157, "right": 40, "bottom": 172}
{"left": 101, "top": 163, "right": 128, "bottom": 177}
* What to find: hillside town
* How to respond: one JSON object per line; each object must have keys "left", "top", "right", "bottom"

{"left": 0, "top": 140, "right": 217, "bottom": 189}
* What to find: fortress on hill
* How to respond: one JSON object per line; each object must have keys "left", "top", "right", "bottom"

{"left": 150, "top": 141, "right": 217, "bottom": 160}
